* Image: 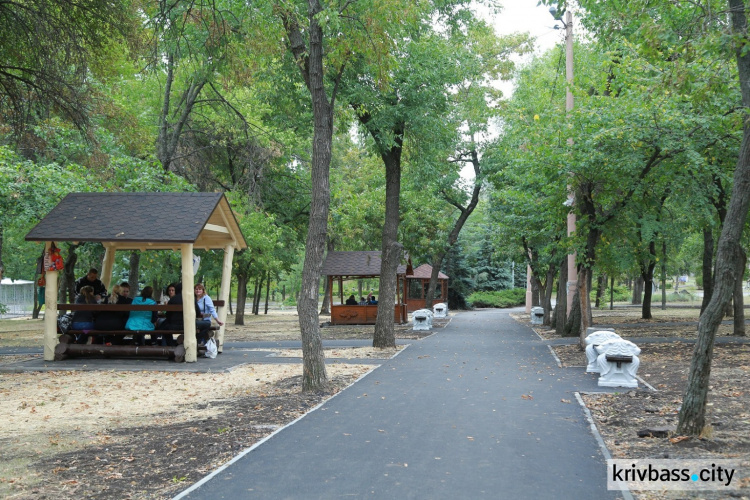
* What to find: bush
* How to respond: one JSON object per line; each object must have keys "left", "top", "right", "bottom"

{"left": 467, "top": 289, "right": 526, "bottom": 308}
{"left": 667, "top": 291, "right": 694, "bottom": 302}
{"left": 592, "top": 284, "right": 630, "bottom": 304}
{"left": 282, "top": 296, "right": 297, "bottom": 307}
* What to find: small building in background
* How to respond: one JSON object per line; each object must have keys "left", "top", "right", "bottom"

{"left": 405, "top": 264, "right": 448, "bottom": 313}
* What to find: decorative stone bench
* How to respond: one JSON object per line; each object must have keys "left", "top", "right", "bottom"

{"left": 595, "top": 338, "right": 641, "bottom": 388}
{"left": 412, "top": 309, "right": 433, "bottom": 331}
{"left": 584, "top": 329, "right": 621, "bottom": 373}
{"left": 530, "top": 307, "right": 544, "bottom": 325}
{"left": 433, "top": 303, "right": 448, "bottom": 318}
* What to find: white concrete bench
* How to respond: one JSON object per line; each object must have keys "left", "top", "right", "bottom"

{"left": 433, "top": 303, "right": 448, "bottom": 318}
{"left": 530, "top": 307, "right": 544, "bottom": 325}
{"left": 412, "top": 309, "right": 433, "bottom": 331}
{"left": 584, "top": 329, "right": 621, "bottom": 373}
{"left": 595, "top": 338, "right": 641, "bottom": 388}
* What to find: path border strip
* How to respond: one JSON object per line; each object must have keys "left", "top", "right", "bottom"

{"left": 575, "top": 391, "right": 635, "bottom": 500}
{"left": 172, "top": 350, "right": 403, "bottom": 499}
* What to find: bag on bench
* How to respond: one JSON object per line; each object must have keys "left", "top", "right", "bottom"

{"left": 204, "top": 338, "right": 218, "bottom": 358}
{"left": 58, "top": 312, "right": 73, "bottom": 335}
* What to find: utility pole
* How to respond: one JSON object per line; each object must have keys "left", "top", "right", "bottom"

{"left": 563, "top": 10, "right": 577, "bottom": 319}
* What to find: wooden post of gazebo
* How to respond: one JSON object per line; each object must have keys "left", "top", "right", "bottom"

{"left": 43, "top": 241, "right": 59, "bottom": 361}
{"left": 181, "top": 243, "right": 197, "bottom": 362}
{"left": 217, "top": 243, "right": 235, "bottom": 352}
{"left": 100, "top": 243, "right": 116, "bottom": 291}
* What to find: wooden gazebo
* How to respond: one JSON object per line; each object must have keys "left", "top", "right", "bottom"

{"left": 25, "top": 192, "right": 247, "bottom": 362}
{"left": 405, "top": 264, "right": 449, "bottom": 312}
{"left": 321, "top": 251, "right": 411, "bottom": 325}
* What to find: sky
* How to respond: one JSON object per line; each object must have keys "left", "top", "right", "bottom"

{"left": 455, "top": 1, "right": 568, "bottom": 181}
{"left": 489, "top": 1, "right": 567, "bottom": 56}
{"left": 479, "top": 0, "right": 569, "bottom": 96}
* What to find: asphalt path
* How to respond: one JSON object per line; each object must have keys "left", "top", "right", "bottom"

{"left": 177, "top": 309, "right": 625, "bottom": 500}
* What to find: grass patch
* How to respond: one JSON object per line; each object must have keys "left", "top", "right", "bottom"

{"left": 467, "top": 289, "right": 525, "bottom": 308}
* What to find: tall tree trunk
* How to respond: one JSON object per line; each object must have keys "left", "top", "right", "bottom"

{"left": 253, "top": 275, "right": 263, "bottom": 315}
{"left": 0, "top": 225, "right": 4, "bottom": 281}
{"left": 578, "top": 268, "right": 592, "bottom": 346}
{"left": 632, "top": 276, "right": 643, "bottom": 305}
{"left": 641, "top": 240, "right": 657, "bottom": 319}
{"left": 678, "top": 0, "right": 750, "bottom": 435}
{"left": 564, "top": 289, "right": 581, "bottom": 338}
{"left": 610, "top": 275, "right": 615, "bottom": 310}
{"left": 265, "top": 270, "right": 271, "bottom": 315}
{"left": 424, "top": 253, "right": 445, "bottom": 310}
{"left": 281, "top": 1, "right": 335, "bottom": 391}
{"left": 555, "top": 257, "right": 568, "bottom": 335}
{"left": 734, "top": 248, "right": 746, "bottom": 336}
{"left": 542, "top": 264, "right": 556, "bottom": 326}
{"left": 374, "top": 147, "right": 402, "bottom": 348}
{"left": 156, "top": 52, "right": 206, "bottom": 172}
{"left": 128, "top": 251, "right": 140, "bottom": 296}
{"left": 425, "top": 144, "right": 483, "bottom": 308}
{"left": 60, "top": 243, "right": 79, "bottom": 303}
{"left": 595, "top": 273, "right": 605, "bottom": 309}
{"left": 701, "top": 227, "right": 715, "bottom": 314}
{"left": 662, "top": 240, "right": 668, "bottom": 310}
{"left": 642, "top": 265, "right": 656, "bottom": 320}
{"left": 320, "top": 237, "right": 334, "bottom": 314}
{"left": 531, "top": 275, "right": 542, "bottom": 307}
{"left": 235, "top": 274, "right": 248, "bottom": 326}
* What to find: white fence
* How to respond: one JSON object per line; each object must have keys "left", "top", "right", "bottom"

{"left": 0, "top": 278, "right": 35, "bottom": 319}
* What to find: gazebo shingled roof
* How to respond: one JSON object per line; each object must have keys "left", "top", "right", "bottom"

{"left": 321, "top": 251, "right": 409, "bottom": 278}
{"left": 27, "top": 192, "right": 246, "bottom": 363}
{"left": 25, "top": 192, "right": 247, "bottom": 251}
{"left": 407, "top": 264, "right": 449, "bottom": 280}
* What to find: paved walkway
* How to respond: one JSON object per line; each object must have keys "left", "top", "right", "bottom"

{"left": 176, "top": 309, "right": 625, "bottom": 500}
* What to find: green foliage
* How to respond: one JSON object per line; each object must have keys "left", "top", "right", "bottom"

{"left": 467, "top": 289, "right": 526, "bottom": 308}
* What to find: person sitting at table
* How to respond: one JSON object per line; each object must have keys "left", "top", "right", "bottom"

{"left": 119, "top": 281, "right": 132, "bottom": 301}
{"left": 156, "top": 283, "right": 177, "bottom": 329}
{"left": 345, "top": 294, "right": 358, "bottom": 306}
{"left": 358, "top": 296, "right": 367, "bottom": 305}
{"left": 93, "top": 284, "right": 130, "bottom": 344}
{"left": 157, "top": 283, "right": 202, "bottom": 347}
{"left": 71, "top": 286, "right": 97, "bottom": 343}
{"left": 368, "top": 295, "right": 378, "bottom": 305}
{"left": 125, "top": 286, "right": 157, "bottom": 345}
{"left": 74, "top": 268, "right": 107, "bottom": 302}
{"left": 195, "top": 283, "right": 223, "bottom": 345}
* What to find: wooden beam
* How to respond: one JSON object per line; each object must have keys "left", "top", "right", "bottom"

{"left": 101, "top": 245, "right": 116, "bottom": 291}
{"left": 217, "top": 244, "right": 235, "bottom": 353}
{"left": 182, "top": 244, "right": 197, "bottom": 362}
{"left": 43, "top": 241, "right": 59, "bottom": 361}
{"left": 204, "top": 223, "right": 229, "bottom": 234}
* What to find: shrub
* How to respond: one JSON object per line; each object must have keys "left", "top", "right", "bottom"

{"left": 667, "top": 291, "right": 694, "bottom": 302}
{"left": 467, "top": 289, "right": 526, "bottom": 308}
{"left": 591, "top": 284, "right": 630, "bottom": 304}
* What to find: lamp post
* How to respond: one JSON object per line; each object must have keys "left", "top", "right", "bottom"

{"left": 550, "top": 6, "right": 577, "bottom": 318}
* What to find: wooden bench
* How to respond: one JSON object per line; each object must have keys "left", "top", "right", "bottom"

{"left": 55, "top": 300, "right": 225, "bottom": 362}
{"left": 604, "top": 354, "right": 633, "bottom": 369}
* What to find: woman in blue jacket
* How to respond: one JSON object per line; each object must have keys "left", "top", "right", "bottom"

{"left": 125, "top": 286, "right": 157, "bottom": 345}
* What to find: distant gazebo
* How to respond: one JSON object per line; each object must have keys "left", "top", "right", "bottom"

{"left": 321, "top": 251, "right": 411, "bottom": 325}
{"left": 25, "top": 192, "right": 247, "bottom": 362}
{"left": 405, "top": 264, "right": 449, "bottom": 312}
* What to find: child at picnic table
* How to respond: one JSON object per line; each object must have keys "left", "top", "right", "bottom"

{"left": 125, "top": 286, "right": 157, "bottom": 345}
{"left": 71, "top": 285, "right": 97, "bottom": 343}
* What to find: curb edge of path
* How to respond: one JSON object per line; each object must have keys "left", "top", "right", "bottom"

{"left": 172, "top": 343, "right": 413, "bottom": 499}
{"left": 575, "top": 392, "right": 635, "bottom": 500}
